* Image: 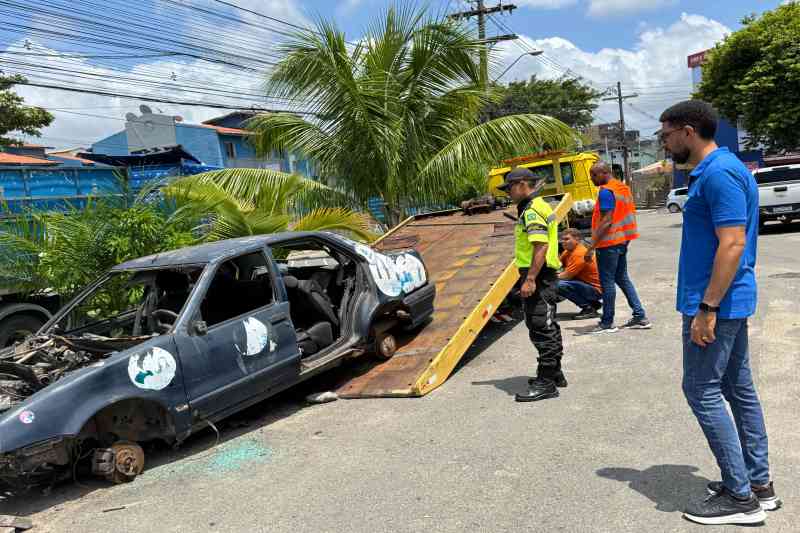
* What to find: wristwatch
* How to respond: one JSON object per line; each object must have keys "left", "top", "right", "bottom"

{"left": 699, "top": 302, "right": 720, "bottom": 313}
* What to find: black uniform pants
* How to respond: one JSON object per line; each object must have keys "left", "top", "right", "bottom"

{"left": 519, "top": 267, "right": 564, "bottom": 380}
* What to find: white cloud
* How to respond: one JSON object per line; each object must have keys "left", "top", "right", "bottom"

{"left": 587, "top": 0, "right": 677, "bottom": 17}
{"left": 514, "top": 0, "right": 579, "bottom": 8}
{"left": 493, "top": 13, "right": 731, "bottom": 133}
{"left": 230, "top": 0, "right": 311, "bottom": 28}
{"left": 340, "top": 0, "right": 365, "bottom": 12}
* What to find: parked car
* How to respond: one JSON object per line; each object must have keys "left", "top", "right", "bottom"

{"left": 754, "top": 164, "right": 800, "bottom": 226}
{"left": 0, "top": 232, "right": 435, "bottom": 488}
{"left": 666, "top": 187, "right": 689, "bottom": 213}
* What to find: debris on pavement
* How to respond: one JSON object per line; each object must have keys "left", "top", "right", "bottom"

{"left": 0, "top": 515, "right": 33, "bottom": 532}
{"left": 306, "top": 391, "right": 339, "bottom": 404}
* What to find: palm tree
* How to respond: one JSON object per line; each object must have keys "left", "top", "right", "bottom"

{"left": 165, "top": 168, "right": 377, "bottom": 242}
{"left": 246, "top": 5, "right": 579, "bottom": 225}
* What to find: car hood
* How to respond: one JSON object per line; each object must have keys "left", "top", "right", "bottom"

{"left": 0, "top": 334, "right": 158, "bottom": 415}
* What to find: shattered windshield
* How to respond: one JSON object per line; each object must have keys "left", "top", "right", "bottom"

{"left": 0, "top": 266, "right": 203, "bottom": 414}
{"left": 55, "top": 267, "right": 203, "bottom": 337}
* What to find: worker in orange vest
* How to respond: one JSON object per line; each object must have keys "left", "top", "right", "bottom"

{"left": 584, "top": 161, "right": 651, "bottom": 333}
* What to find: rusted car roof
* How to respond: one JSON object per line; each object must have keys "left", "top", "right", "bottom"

{"left": 111, "top": 231, "right": 337, "bottom": 270}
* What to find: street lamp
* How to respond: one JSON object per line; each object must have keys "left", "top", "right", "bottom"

{"left": 493, "top": 50, "right": 543, "bottom": 83}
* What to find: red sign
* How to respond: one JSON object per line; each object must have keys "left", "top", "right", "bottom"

{"left": 687, "top": 50, "right": 708, "bottom": 69}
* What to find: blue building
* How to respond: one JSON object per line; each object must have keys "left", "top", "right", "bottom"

{"left": 90, "top": 107, "right": 315, "bottom": 177}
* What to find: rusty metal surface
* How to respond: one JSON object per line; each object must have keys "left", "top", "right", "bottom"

{"left": 338, "top": 208, "right": 516, "bottom": 398}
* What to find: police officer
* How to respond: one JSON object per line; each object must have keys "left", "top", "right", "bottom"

{"left": 498, "top": 167, "right": 566, "bottom": 402}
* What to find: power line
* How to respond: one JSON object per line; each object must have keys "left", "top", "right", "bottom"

{"left": 0, "top": 1, "right": 284, "bottom": 71}
{"left": 13, "top": 80, "right": 317, "bottom": 115}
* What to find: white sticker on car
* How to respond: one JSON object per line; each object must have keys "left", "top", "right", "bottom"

{"left": 19, "top": 410, "right": 35, "bottom": 424}
{"left": 128, "top": 347, "right": 177, "bottom": 391}
{"left": 236, "top": 317, "right": 270, "bottom": 357}
{"left": 354, "top": 244, "right": 427, "bottom": 297}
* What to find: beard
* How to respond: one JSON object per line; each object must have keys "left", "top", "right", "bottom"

{"left": 671, "top": 147, "right": 691, "bottom": 164}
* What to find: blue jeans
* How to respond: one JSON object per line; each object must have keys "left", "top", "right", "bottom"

{"left": 595, "top": 243, "right": 645, "bottom": 326}
{"left": 682, "top": 315, "right": 771, "bottom": 498}
{"left": 557, "top": 280, "right": 601, "bottom": 310}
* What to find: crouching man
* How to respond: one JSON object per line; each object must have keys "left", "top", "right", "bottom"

{"left": 557, "top": 228, "right": 602, "bottom": 319}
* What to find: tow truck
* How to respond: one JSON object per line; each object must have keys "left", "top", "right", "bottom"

{"left": 488, "top": 150, "right": 600, "bottom": 228}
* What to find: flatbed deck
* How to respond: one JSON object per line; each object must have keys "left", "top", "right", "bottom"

{"left": 337, "top": 208, "right": 519, "bottom": 398}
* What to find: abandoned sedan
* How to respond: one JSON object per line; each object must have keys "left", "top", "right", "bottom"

{"left": 0, "top": 232, "right": 434, "bottom": 487}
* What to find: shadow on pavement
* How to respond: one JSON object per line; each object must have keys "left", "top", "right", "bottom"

{"left": 564, "top": 323, "right": 601, "bottom": 335}
{"left": 596, "top": 464, "right": 711, "bottom": 513}
{"left": 759, "top": 220, "right": 800, "bottom": 236}
{"left": 471, "top": 375, "right": 529, "bottom": 396}
{"left": 454, "top": 318, "right": 521, "bottom": 374}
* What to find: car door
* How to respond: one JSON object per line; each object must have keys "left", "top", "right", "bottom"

{"left": 174, "top": 249, "right": 300, "bottom": 421}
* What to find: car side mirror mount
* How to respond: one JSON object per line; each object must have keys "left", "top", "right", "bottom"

{"left": 193, "top": 320, "right": 208, "bottom": 336}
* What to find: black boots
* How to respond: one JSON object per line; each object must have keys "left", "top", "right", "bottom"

{"left": 516, "top": 377, "right": 559, "bottom": 402}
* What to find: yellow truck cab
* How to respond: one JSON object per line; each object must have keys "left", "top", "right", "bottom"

{"left": 489, "top": 151, "right": 600, "bottom": 228}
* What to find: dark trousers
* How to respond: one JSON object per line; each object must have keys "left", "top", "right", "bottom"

{"left": 519, "top": 267, "right": 564, "bottom": 380}
{"left": 557, "top": 279, "right": 602, "bottom": 310}
{"left": 595, "top": 243, "right": 646, "bottom": 327}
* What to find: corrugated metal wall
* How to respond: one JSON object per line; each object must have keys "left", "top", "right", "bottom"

{"left": 0, "top": 166, "right": 120, "bottom": 214}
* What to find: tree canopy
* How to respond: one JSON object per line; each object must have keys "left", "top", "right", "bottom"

{"left": 482, "top": 76, "right": 603, "bottom": 129}
{"left": 247, "top": 5, "right": 579, "bottom": 224}
{"left": 694, "top": 3, "right": 800, "bottom": 152}
{"left": 0, "top": 75, "right": 53, "bottom": 146}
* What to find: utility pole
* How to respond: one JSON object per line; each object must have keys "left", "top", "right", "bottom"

{"left": 477, "top": 1, "right": 487, "bottom": 86}
{"left": 449, "top": 2, "right": 518, "bottom": 88}
{"left": 602, "top": 81, "right": 638, "bottom": 183}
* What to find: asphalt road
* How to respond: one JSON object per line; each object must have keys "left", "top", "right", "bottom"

{"left": 3, "top": 212, "right": 800, "bottom": 533}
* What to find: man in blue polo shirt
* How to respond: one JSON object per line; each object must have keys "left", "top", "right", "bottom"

{"left": 660, "top": 100, "right": 780, "bottom": 526}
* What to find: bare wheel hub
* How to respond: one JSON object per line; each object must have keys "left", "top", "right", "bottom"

{"left": 378, "top": 333, "right": 397, "bottom": 359}
{"left": 109, "top": 441, "right": 145, "bottom": 483}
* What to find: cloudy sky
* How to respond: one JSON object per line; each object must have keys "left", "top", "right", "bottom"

{"left": 0, "top": 0, "right": 789, "bottom": 149}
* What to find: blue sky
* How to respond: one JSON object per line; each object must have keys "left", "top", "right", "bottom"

{"left": 1, "top": 0, "right": 790, "bottom": 148}
{"left": 305, "top": 0, "right": 780, "bottom": 52}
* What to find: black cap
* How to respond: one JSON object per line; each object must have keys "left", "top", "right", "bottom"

{"left": 497, "top": 167, "right": 540, "bottom": 192}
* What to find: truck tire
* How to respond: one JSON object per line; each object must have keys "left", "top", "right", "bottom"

{"left": 0, "top": 314, "right": 46, "bottom": 348}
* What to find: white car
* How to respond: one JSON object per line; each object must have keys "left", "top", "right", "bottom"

{"left": 666, "top": 187, "right": 689, "bottom": 213}
{"left": 754, "top": 164, "right": 800, "bottom": 226}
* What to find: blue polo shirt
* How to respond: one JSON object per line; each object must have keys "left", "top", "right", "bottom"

{"left": 598, "top": 188, "right": 616, "bottom": 211}
{"left": 677, "top": 147, "right": 759, "bottom": 318}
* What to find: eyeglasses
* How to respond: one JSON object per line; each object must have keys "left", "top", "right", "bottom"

{"left": 659, "top": 127, "right": 685, "bottom": 144}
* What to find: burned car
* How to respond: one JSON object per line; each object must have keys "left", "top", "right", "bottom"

{"left": 0, "top": 232, "right": 434, "bottom": 487}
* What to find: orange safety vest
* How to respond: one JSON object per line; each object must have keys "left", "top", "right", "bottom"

{"left": 591, "top": 179, "right": 639, "bottom": 248}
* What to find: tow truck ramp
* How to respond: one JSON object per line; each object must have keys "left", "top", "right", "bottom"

{"left": 337, "top": 208, "right": 520, "bottom": 398}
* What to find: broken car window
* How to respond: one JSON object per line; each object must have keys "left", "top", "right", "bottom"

{"left": 200, "top": 251, "right": 275, "bottom": 327}
{"left": 55, "top": 268, "right": 201, "bottom": 337}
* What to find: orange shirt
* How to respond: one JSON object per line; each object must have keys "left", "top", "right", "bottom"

{"left": 559, "top": 243, "right": 601, "bottom": 292}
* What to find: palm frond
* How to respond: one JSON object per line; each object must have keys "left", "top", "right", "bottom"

{"left": 208, "top": 212, "right": 291, "bottom": 241}
{"left": 167, "top": 167, "right": 359, "bottom": 214}
{"left": 416, "top": 114, "right": 579, "bottom": 202}
{"left": 290, "top": 208, "right": 378, "bottom": 242}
